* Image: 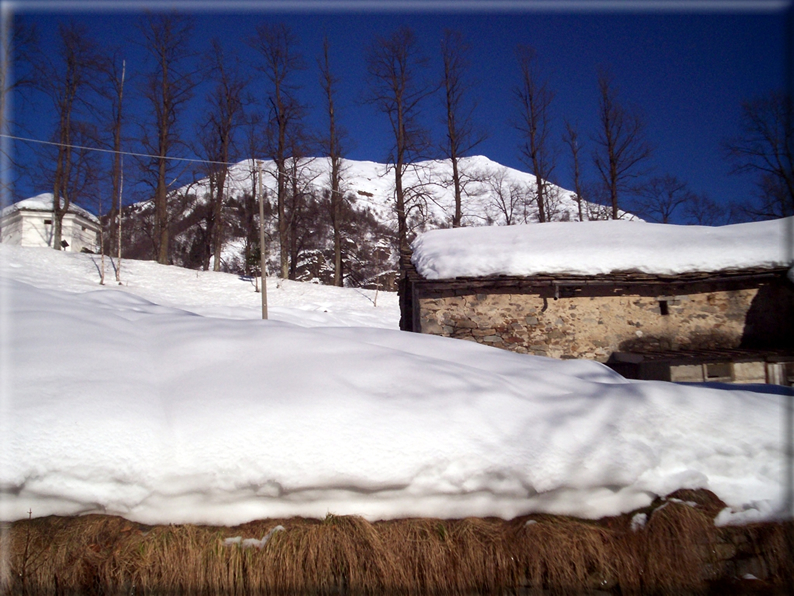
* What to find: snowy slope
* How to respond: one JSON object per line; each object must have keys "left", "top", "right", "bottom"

{"left": 0, "top": 245, "right": 787, "bottom": 526}
{"left": 412, "top": 217, "right": 794, "bottom": 279}
{"left": 102, "top": 156, "right": 611, "bottom": 281}
{"left": 155, "top": 155, "right": 595, "bottom": 228}
{"left": 0, "top": 246, "right": 397, "bottom": 328}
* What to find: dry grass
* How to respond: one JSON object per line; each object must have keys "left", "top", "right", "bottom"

{"left": 509, "top": 515, "right": 618, "bottom": 595}
{"left": 378, "top": 518, "right": 453, "bottom": 594}
{"left": 640, "top": 500, "right": 718, "bottom": 595}
{"left": 1, "top": 490, "right": 791, "bottom": 595}
{"left": 263, "top": 514, "right": 406, "bottom": 595}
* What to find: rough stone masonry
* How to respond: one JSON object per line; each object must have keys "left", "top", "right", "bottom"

{"left": 417, "top": 286, "right": 776, "bottom": 361}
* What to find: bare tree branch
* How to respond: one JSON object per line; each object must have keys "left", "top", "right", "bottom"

{"left": 635, "top": 174, "right": 693, "bottom": 224}
{"left": 365, "top": 26, "right": 435, "bottom": 255}
{"left": 197, "top": 38, "right": 247, "bottom": 271}
{"left": 723, "top": 91, "right": 794, "bottom": 219}
{"left": 592, "top": 68, "right": 652, "bottom": 219}
{"left": 137, "top": 13, "right": 198, "bottom": 264}
{"left": 36, "top": 20, "right": 104, "bottom": 250}
{"left": 514, "top": 44, "right": 556, "bottom": 223}
{"left": 440, "top": 29, "right": 486, "bottom": 228}
{"left": 319, "top": 36, "right": 347, "bottom": 286}
{"left": 248, "top": 22, "right": 305, "bottom": 279}
{"left": 562, "top": 120, "right": 585, "bottom": 221}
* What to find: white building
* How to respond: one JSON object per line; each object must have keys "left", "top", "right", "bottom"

{"left": 0, "top": 193, "right": 100, "bottom": 253}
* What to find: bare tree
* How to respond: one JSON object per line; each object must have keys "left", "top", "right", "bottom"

{"left": 284, "top": 131, "right": 320, "bottom": 281}
{"left": 365, "top": 26, "right": 434, "bottom": 255}
{"left": 582, "top": 180, "right": 613, "bottom": 221}
{"left": 724, "top": 91, "right": 793, "bottom": 219}
{"left": 40, "top": 120, "right": 103, "bottom": 239}
{"left": 138, "top": 13, "right": 197, "bottom": 264}
{"left": 482, "top": 165, "right": 526, "bottom": 225}
{"left": 1, "top": 17, "right": 37, "bottom": 207}
{"left": 1, "top": 17, "right": 36, "bottom": 137}
{"left": 542, "top": 183, "right": 566, "bottom": 222}
{"left": 562, "top": 121, "right": 585, "bottom": 221}
{"left": 319, "top": 36, "right": 346, "bottom": 286}
{"left": 91, "top": 50, "right": 126, "bottom": 285}
{"left": 440, "top": 29, "right": 486, "bottom": 228}
{"left": 99, "top": 51, "right": 126, "bottom": 279}
{"left": 593, "top": 69, "right": 652, "bottom": 219}
{"left": 514, "top": 45, "right": 555, "bottom": 223}
{"left": 37, "top": 21, "right": 103, "bottom": 250}
{"left": 199, "top": 38, "right": 246, "bottom": 271}
{"left": 239, "top": 112, "right": 268, "bottom": 284}
{"left": 684, "top": 192, "right": 729, "bottom": 226}
{"left": 635, "top": 174, "right": 694, "bottom": 223}
{"left": 249, "top": 22, "right": 305, "bottom": 280}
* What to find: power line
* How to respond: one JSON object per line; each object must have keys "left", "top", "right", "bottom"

{"left": 0, "top": 133, "right": 236, "bottom": 166}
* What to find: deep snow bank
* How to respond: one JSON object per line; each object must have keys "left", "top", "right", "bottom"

{"left": 0, "top": 258, "right": 785, "bottom": 525}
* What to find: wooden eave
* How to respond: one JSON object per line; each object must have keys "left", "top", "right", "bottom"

{"left": 408, "top": 266, "right": 791, "bottom": 293}
{"left": 611, "top": 347, "right": 794, "bottom": 365}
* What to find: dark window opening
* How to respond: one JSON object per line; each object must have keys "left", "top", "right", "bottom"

{"left": 659, "top": 300, "right": 669, "bottom": 316}
{"left": 706, "top": 362, "right": 732, "bottom": 380}
{"left": 44, "top": 219, "right": 52, "bottom": 225}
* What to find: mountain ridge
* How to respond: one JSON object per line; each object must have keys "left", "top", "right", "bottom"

{"left": 115, "top": 155, "right": 610, "bottom": 288}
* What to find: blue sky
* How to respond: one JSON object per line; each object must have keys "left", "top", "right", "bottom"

{"left": 9, "top": 0, "right": 792, "bottom": 222}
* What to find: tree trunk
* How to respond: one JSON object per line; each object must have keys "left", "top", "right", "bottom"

{"left": 278, "top": 161, "right": 288, "bottom": 279}
{"left": 110, "top": 59, "right": 125, "bottom": 266}
{"left": 156, "top": 154, "right": 169, "bottom": 263}
{"left": 322, "top": 37, "right": 345, "bottom": 287}
{"left": 211, "top": 167, "right": 226, "bottom": 272}
{"left": 451, "top": 152, "right": 462, "bottom": 227}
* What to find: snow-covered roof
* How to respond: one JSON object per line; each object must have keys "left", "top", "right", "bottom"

{"left": 1, "top": 193, "right": 100, "bottom": 224}
{"left": 411, "top": 218, "right": 794, "bottom": 280}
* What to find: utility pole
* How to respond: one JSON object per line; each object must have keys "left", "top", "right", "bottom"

{"left": 257, "top": 160, "right": 268, "bottom": 319}
{"left": 115, "top": 60, "right": 125, "bottom": 284}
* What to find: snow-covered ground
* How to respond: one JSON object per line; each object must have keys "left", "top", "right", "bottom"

{"left": 0, "top": 246, "right": 397, "bottom": 328}
{"left": 412, "top": 217, "right": 794, "bottom": 279}
{"left": 0, "top": 244, "right": 788, "bottom": 526}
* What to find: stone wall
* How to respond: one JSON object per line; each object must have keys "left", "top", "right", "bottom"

{"left": 417, "top": 283, "right": 789, "bottom": 361}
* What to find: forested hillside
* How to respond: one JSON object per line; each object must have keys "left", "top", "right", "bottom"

{"left": 116, "top": 155, "right": 598, "bottom": 289}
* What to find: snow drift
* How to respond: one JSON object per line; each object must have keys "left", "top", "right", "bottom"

{"left": 0, "top": 245, "right": 787, "bottom": 526}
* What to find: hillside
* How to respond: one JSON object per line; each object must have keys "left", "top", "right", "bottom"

{"left": 169, "top": 155, "right": 594, "bottom": 226}
{"left": 119, "top": 156, "right": 605, "bottom": 288}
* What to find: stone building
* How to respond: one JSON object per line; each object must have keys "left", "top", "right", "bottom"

{"left": 0, "top": 193, "right": 100, "bottom": 253}
{"left": 401, "top": 219, "right": 794, "bottom": 385}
